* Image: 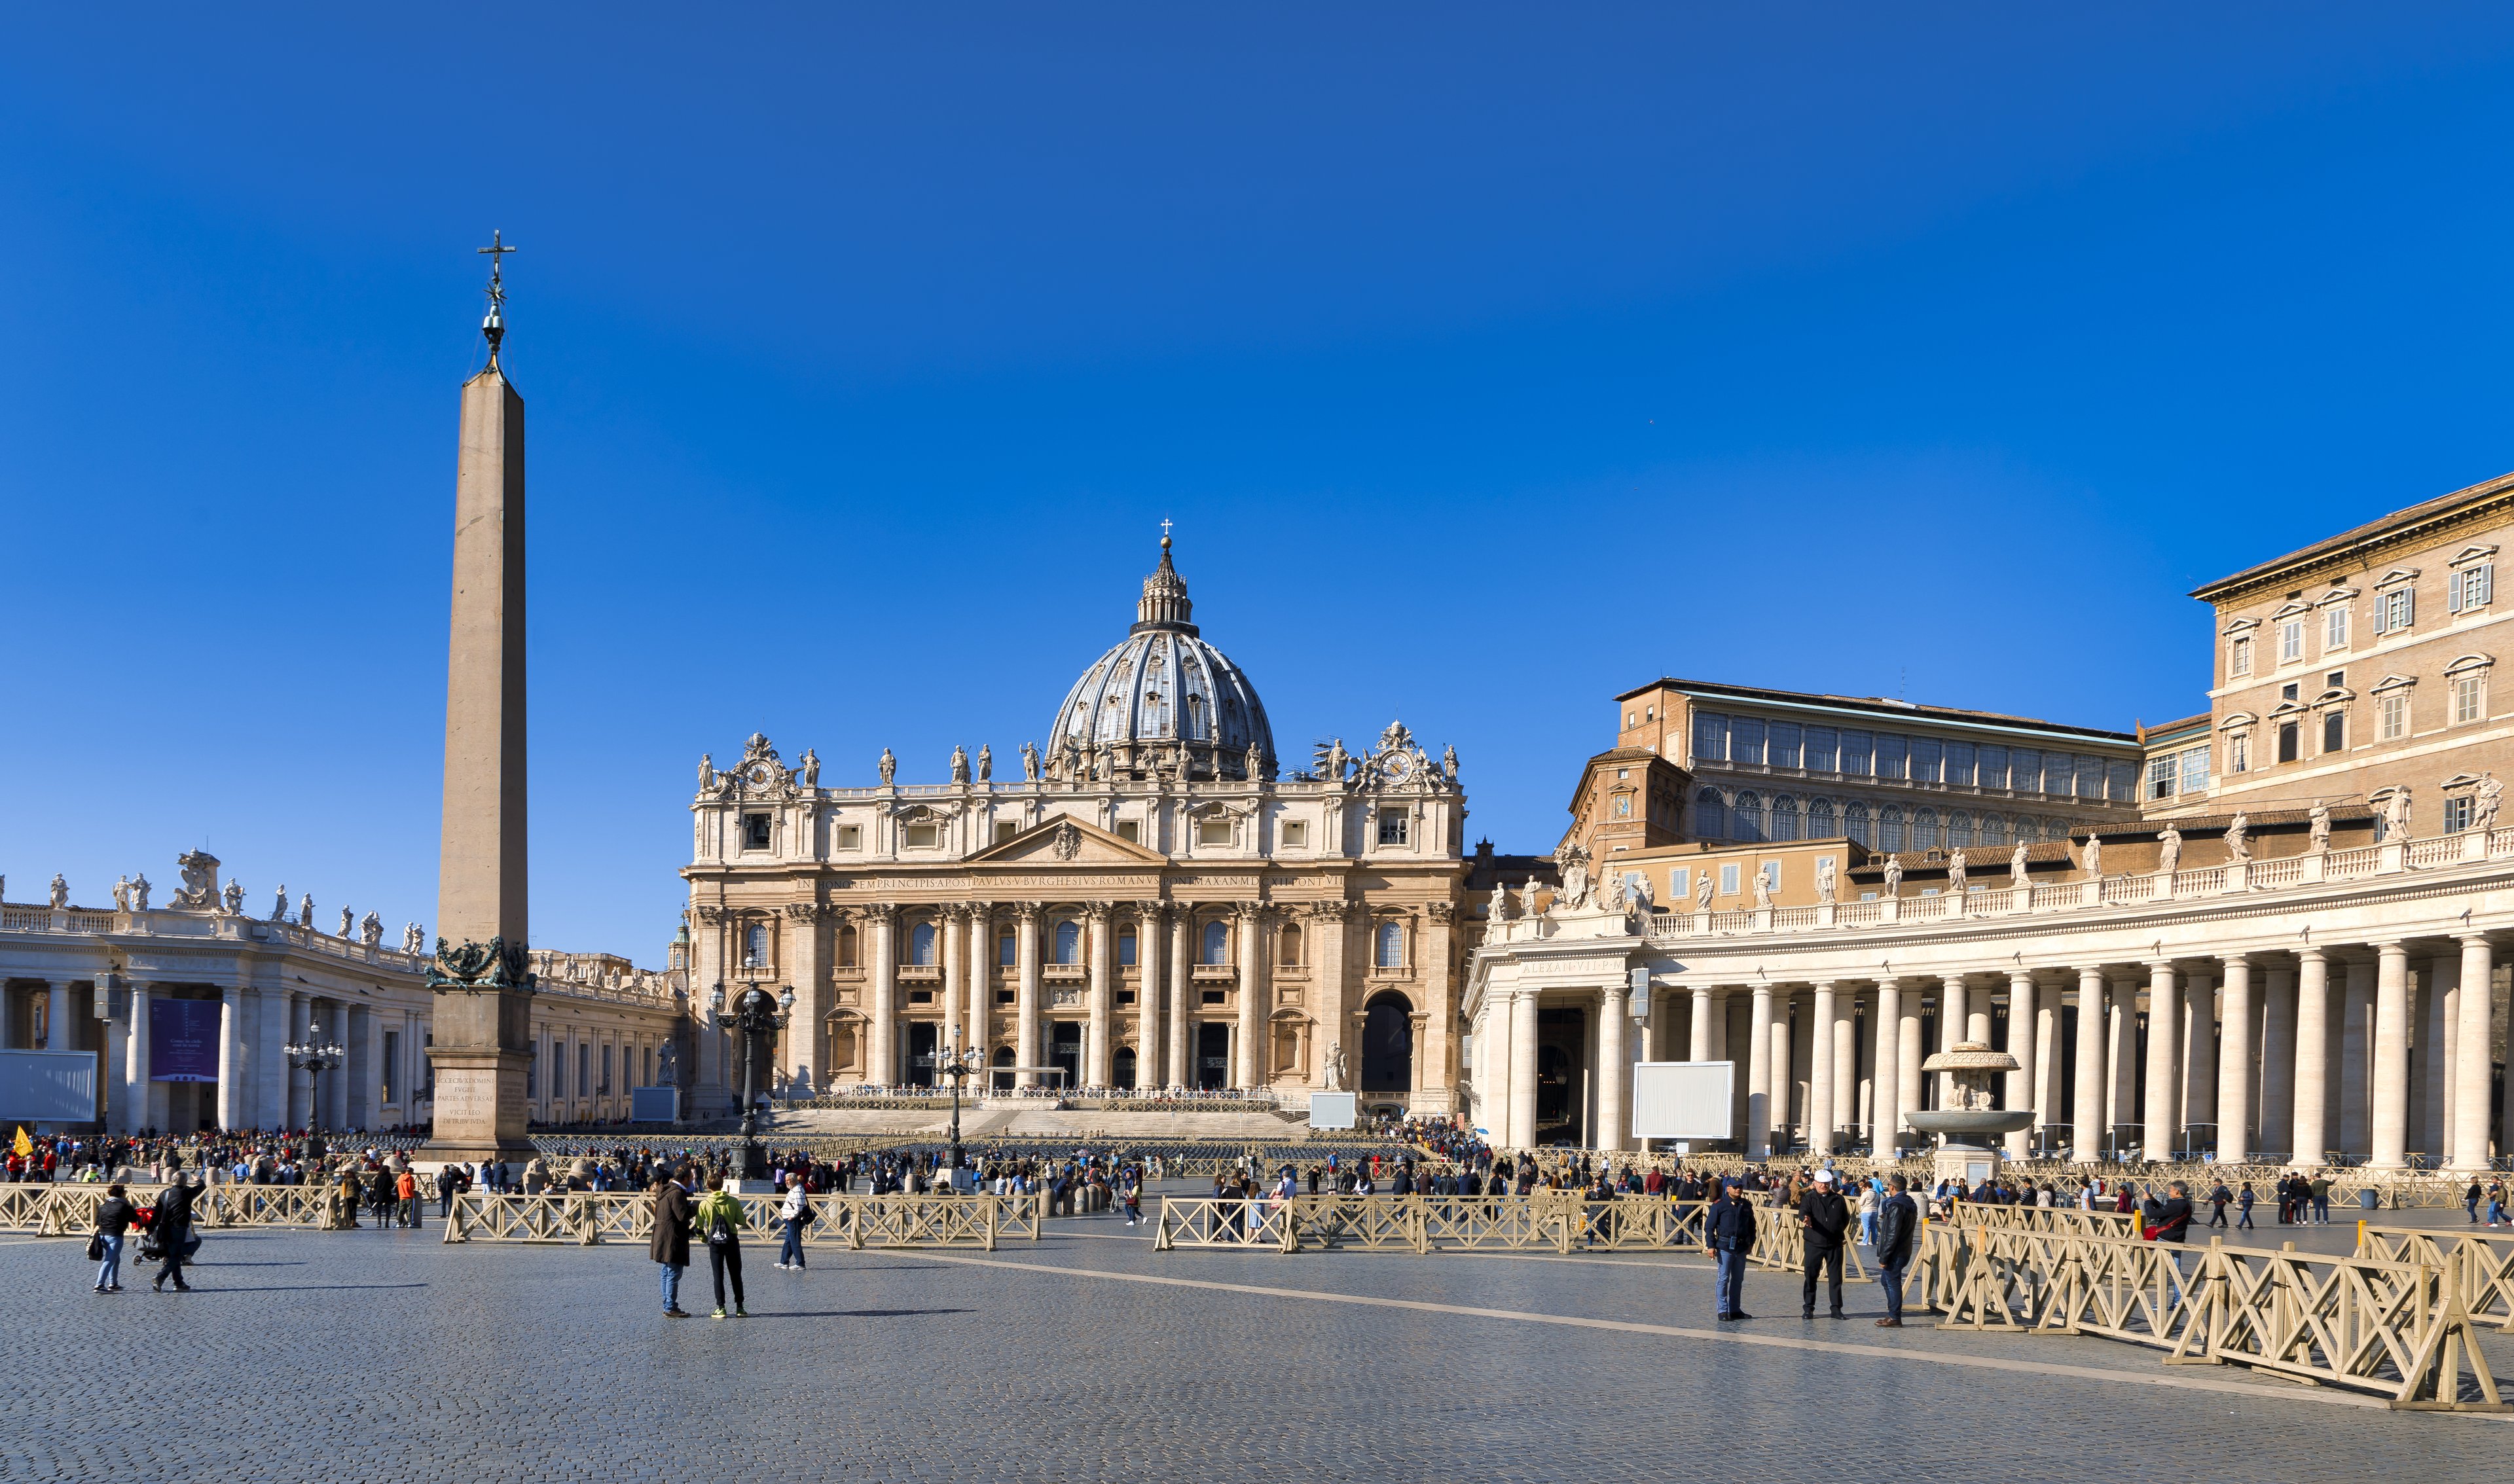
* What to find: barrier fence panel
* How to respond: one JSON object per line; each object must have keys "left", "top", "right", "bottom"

{"left": 1152, "top": 1197, "right": 1301, "bottom": 1253}
{"left": 2358, "top": 1224, "right": 2514, "bottom": 1331}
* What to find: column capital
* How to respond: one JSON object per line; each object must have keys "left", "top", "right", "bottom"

{"left": 2295, "top": 943, "right": 2327, "bottom": 964}
{"left": 1016, "top": 901, "right": 1043, "bottom": 924}
{"left": 1084, "top": 901, "right": 1114, "bottom": 924}
{"left": 2219, "top": 950, "right": 2252, "bottom": 968}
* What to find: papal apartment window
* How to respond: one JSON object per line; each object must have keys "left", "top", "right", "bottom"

{"left": 2451, "top": 564, "right": 2494, "bottom": 613}
{"left": 1201, "top": 919, "right": 1229, "bottom": 965}
{"left": 1669, "top": 867, "right": 1690, "bottom": 902}
{"left": 2277, "top": 721, "right": 2300, "bottom": 764}
{"left": 2179, "top": 746, "right": 2209, "bottom": 795}
{"left": 2454, "top": 674, "right": 2486, "bottom": 725}
{"left": 2280, "top": 621, "right": 2303, "bottom": 664}
{"left": 911, "top": 922, "right": 938, "bottom": 965}
{"left": 2229, "top": 636, "right": 2253, "bottom": 678}
{"left": 2378, "top": 693, "right": 2407, "bottom": 741}
{"left": 2326, "top": 606, "right": 2349, "bottom": 650}
{"left": 742, "top": 813, "right": 772, "bottom": 850}
{"left": 1719, "top": 863, "right": 1741, "bottom": 897}
{"left": 2322, "top": 710, "right": 2345, "bottom": 754}
{"left": 1281, "top": 820, "right": 1307, "bottom": 848}
{"left": 2227, "top": 733, "right": 2251, "bottom": 774}
{"left": 2281, "top": 682, "right": 2299, "bottom": 702}
{"left": 2326, "top": 670, "right": 2346, "bottom": 689}
{"left": 2446, "top": 795, "right": 2476, "bottom": 833}
{"left": 2379, "top": 588, "right": 2414, "bottom": 633}
{"left": 836, "top": 823, "right": 861, "bottom": 850}
{"left": 1375, "top": 811, "right": 1408, "bottom": 846}
{"left": 1199, "top": 818, "right": 1233, "bottom": 847}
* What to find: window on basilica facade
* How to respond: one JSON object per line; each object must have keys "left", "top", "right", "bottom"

{"left": 1201, "top": 920, "right": 1230, "bottom": 965}
{"left": 1054, "top": 921, "right": 1081, "bottom": 965}
{"left": 1376, "top": 812, "right": 1408, "bottom": 846}
{"left": 1375, "top": 922, "right": 1403, "bottom": 968}
{"left": 742, "top": 813, "right": 772, "bottom": 850}
{"left": 911, "top": 922, "right": 938, "bottom": 965}
{"left": 1199, "top": 818, "right": 1233, "bottom": 846}
{"left": 904, "top": 823, "right": 939, "bottom": 848}
{"left": 1281, "top": 820, "right": 1307, "bottom": 848}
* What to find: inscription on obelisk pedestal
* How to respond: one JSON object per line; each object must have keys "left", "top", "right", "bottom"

{"left": 424, "top": 233, "right": 539, "bottom": 1163}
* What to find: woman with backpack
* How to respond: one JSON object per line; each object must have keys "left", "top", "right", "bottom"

{"left": 692, "top": 1174, "right": 750, "bottom": 1319}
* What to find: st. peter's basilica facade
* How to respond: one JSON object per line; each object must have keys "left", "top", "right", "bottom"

{"left": 678, "top": 539, "right": 1469, "bottom": 1121}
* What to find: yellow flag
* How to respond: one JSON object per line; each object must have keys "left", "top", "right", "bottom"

{"left": 10, "top": 1127, "right": 30, "bottom": 1158}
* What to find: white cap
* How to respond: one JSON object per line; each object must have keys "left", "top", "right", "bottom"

{"left": 1813, "top": 1168, "right": 1835, "bottom": 1184}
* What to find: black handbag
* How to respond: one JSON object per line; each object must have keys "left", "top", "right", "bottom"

{"left": 85, "top": 1233, "right": 104, "bottom": 1262}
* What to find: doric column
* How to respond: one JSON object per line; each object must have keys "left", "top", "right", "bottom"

{"left": 1483, "top": 986, "right": 1514, "bottom": 1134}
{"left": 1834, "top": 992, "right": 1859, "bottom": 1146}
{"left": 1508, "top": 988, "right": 1539, "bottom": 1149}
{"left": 2005, "top": 970, "right": 2037, "bottom": 1160}
{"left": 1015, "top": 903, "right": 1042, "bottom": 1087}
{"left": 2143, "top": 962, "right": 2178, "bottom": 1157}
{"left": 967, "top": 902, "right": 992, "bottom": 1061}
{"left": 2424, "top": 950, "right": 2457, "bottom": 1159}
{"left": 1233, "top": 903, "right": 1263, "bottom": 1089}
{"left": 1870, "top": 979, "right": 1901, "bottom": 1155}
{"left": 2181, "top": 969, "right": 2216, "bottom": 1151}
{"left": 2105, "top": 975, "right": 2138, "bottom": 1142}
{"left": 2292, "top": 948, "right": 2331, "bottom": 1163}
{"left": 1690, "top": 985, "right": 1717, "bottom": 1060}
{"left": 1134, "top": 903, "right": 1161, "bottom": 1089}
{"left": 258, "top": 987, "right": 290, "bottom": 1129}
{"left": 2453, "top": 935, "right": 2495, "bottom": 1171}
{"left": 1897, "top": 992, "right": 1923, "bottom": 1132}
{"left": 215, "top": 985, "right": 245, "bottom": 1128}
{"left": 2259, "top": 962, "right": 2297, "bottom": 1159}
{"left": 124, "top": 983, "right": 153, "bottom": 1135}
{"left": 1768, "top": 988, "right": 1794, "bottom": 1155}
{"left": 1808, "top": 981, "right": 1838, "bottom": 1155}
{"left": 2033, "top": 979, "right": 2063, "bottom": 1140}
{"left": 2341, "top": 954, "right": 2375, "bottom": 1157}
{"left": 1745, "top": 981, "right": 1775, "bottom": 1157}
{"left": 2217, "top": 955, "right": 2254, "bottom": 1163}
{"left": 1938, "top": 976, "right": 1969, "bottom": 1106}
{"left": 1597, "top": 983, "right": 1629, "bottom": 1151}
{"left": 2370, "top": 940, "right": 2412, "bottom": 1168}
{"left": 2071, "top": 967, "right": 2105, "bottom": 1161}
{"left": 1086, "top": 902, "right": 1114, "bottom": 1087}
{"left": 867, "top": 906, "right": 898, "bottom": 1086}
{"left": 1166, "top": 909, "right": 1192, "bottom": 1088}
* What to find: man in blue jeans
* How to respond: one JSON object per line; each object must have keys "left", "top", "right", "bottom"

{"left": 1706, "top": 1178, "right": 1757, "bottom": 1322}
{"left": 1872, "top": 1174, "right": 1918, "bottom": 1328}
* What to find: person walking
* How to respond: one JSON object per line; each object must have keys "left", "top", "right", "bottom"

{"left": 1873, "top": 1174, "right": 1918, "bottom": 1328}
{"left": 650, "top": 1170, "right": 695, "bottom": 1318}
{"left": 397, "top": 1167, "right": 421, "bottom": 1230}
{"left": 2487, "top": 1179, "right": 2507, "bottom": 1228}
{"left": 2469, "top": 1180, "right": 2485, "bottom": 1225}
{"left": 1857, "top": 1177, "right": 1880, "bottom": 1248}
{"left": 1798, "top": 1168, "right": 1850, "bottom": 1320}
{"left": 693, "top": 1174, "right": 750, "bottom": 1319}
{"left": 1705, "top": 1178, "right": 1757, "bottom": 1322}
{"left": 92, "top": 1182, "right": 136, "bottom": 1293}
{"left": 775, "top": 1182, "right": 810, "bottom": 1271}
{"left": 147, "top": 1175, "right": 197, "bottom": 1292}
{"left": 2206, "top": 1180, "right": 2231, "bottom": 1229}
{"left": 2234, "top": 1182, "right": 2256, "bottom": 1231}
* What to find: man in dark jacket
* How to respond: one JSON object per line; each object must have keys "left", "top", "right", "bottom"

{"left": 2153, "top": 1182, "right": 2195, "bottom": 1243}
{"left": 1705, "top": 1178, "right": 1757, "bottom": 1322}
{"left": 149, "top": 1177, "right": 197, "bottom": 1292}
{"left": 1873, "top": 1174, "right": 1918, "bottom": 1328}
{"left": 651, "top": 1172, "right": 695, "bottom": 1318}
{"left": 1798, "top": 1168, "right": 1851, "bottom": 1319}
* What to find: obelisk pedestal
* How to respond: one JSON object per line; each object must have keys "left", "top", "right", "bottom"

{"left": 424, "top": 259, "right": 539, "bottom": 1165}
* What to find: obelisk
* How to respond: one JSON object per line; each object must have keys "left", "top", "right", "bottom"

{"left": 424, "top": 232, "right": 537, "bottom": 1164}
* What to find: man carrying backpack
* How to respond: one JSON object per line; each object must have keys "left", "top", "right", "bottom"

{"left": 693, "top": 1174, "right": 750, "bottom": 1320}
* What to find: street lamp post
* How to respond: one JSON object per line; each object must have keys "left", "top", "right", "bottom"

{"left": 285, "top": 1017, "right": 346, "bottom": 1161}
{"left": 928, "top": 1028, "right": 984, "bottom": 1180}
{"left": 710, "top": 981, "right": 793, "bottom": 1182}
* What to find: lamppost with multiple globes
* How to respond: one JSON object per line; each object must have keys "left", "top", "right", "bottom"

{"left": 926, "top": 1028, "right": 985, "bottom": 1181}
{"left": 710, "top": 981, "right": 793, "bottom": 1181}
{"left": 285, "top": 1017, "right": 346, "bottom": 1159}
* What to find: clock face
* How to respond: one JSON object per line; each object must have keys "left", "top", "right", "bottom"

{"left": 1380, "top": 752, "right": 1412, "bottom": 783}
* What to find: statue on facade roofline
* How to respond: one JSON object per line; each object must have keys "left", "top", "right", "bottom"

{"left": 113, "top": 875, "right": 132, "bottom": 911}
{"left": 1628, "top": 870, "right": 1653, "bottom": 911}
{"left": 1694, "top": 869, "right": 1713, "bottom": 911}
{"left": 1247, "top": 739, "right": 1265, "bottom": 781}
{"left": 339, "top": 905, "right": 355, "bottom": 938}
{"left": 1815, "top": 856, "right": 1837, "bottom": 905}
{"left": 403, "top": 922, "right": 425, "bottom": 955}
{"left": 271, "top": 884, "right": 289, "bottom": 921}
{"left": 951, "top": 744, "right": 970, "bottom": 784}
{"left": 2383, "top": 787, "right": 2411, "bottom": 841}
{"left": 2080, "top": 833, "right": 2102, "bottom": 879}
{"left": 1750, "top": 869, "right": 1772, "bottom": 910}
{"left": 49, "top": 873, "right": 67, "bottom": 909}
{"left": 299, "top": 893, "right": 314, "bottom": 928}
{"left": 2156, "top": 825, "right": 2182, "bottom": 877}
{"left": 1523, "top": 875, "right": 1546, "bottom": 919}
{"left": 799, "top": 749, "right": 819, "bottom": 787}
{"left": 1443, "top": 744, "right": 1457, "bottom": 781}
{"left": 879, "top": 748, "right": 897, "bottom": 786}
{"left": 360, "top": 911, "right": 382, "bottom": 947}
{"left": 2308, "top": 798, "right": 2331, "bottom": 852}
{"left": 2226, "top": 812, "right": 2251, "bottom": 862}
{"left": 132, "top": 874, "right": 151, "bottom": 911}
{"left": 1947, "top": 849, "right": 1967, "bottom": 894}
{"left": 223, "top": 880, "right": 243, "bottom": 915}
{"left": 1021, "top": 740, "right": 1041, "bottom": 783}
{"left": 1882, "top": 856, "right": 1903, "bottom": 894}
{"left": 697, "top": 753, "right": 715, "bottom": 792}
{"left": 977, "top": 744, "right": 992, "bottom": 784}
{"left": 2477, "top": 775, "right": 2502, "bottom": 833}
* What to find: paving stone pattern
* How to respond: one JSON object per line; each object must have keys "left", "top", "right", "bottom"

{"left": 1, "top": 1211, "right": 2505, "bottom": 1483}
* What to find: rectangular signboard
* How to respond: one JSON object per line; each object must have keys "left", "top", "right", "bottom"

{"left": 0, "top": 1049, "right": 99, "bottom": 1123}
{"left": 1631, "top": 1060, "right": 1734, "bottom": 1140}
{"left": 1308, "top": 1091, "right": 1358, "bottom": 1130}
{"left": 629, "top": 1087, "right": 680, "bottom": 1123}
{"left": 150, "top": 998, "right": 223, "bottom": 1082}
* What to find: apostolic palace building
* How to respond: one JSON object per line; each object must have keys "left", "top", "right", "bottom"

{"left": 1470, "top": 465, "right": 2514, "bottom": 1170}
{"left": 675, "top": 537, "right": 1472, "bottom": 1123}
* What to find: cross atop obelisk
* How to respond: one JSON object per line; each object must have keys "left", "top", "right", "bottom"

{"left": 425, "top": 233, "right": 537, "bottom": 1163}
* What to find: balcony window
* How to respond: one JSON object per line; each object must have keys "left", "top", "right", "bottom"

{"left": 1053, "top": 920, "right": 1081, "bottom": 966}
{"left": 1201, "top": 920, "right": 1230, "bottom": 965}
{"left": 1374, "top": 921, "right": 1403, "bottom": 969}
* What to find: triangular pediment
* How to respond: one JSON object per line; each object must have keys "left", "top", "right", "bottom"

{"left": 964, "top": 814, "right": 1169, "bottom": 867}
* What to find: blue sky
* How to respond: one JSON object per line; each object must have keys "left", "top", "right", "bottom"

{"left": 6, "top": 7, "right": 2514, "bottom": 958}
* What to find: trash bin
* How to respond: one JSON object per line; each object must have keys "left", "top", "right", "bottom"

{"left": 2358, "top": 1186, "right": 2380, "bottom": 1210}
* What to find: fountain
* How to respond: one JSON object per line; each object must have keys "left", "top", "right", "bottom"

{"left": 1906, "top": 1041, "right": 2032, "bottom": 1190}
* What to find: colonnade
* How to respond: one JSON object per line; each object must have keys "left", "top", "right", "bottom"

{"left": 1665, "top": 930, "right": 2501, "bottom": 1168}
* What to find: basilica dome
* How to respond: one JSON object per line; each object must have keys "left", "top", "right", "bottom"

{"left": 1047, "top": 537, "right": 1275, "bottom": 782}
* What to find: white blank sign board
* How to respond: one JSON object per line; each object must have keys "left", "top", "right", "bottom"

{"left": 0, "top": 1051, "right": 98, "bottom": 1123}
{"left": 1309, "top": 1091, "right": 1358, "bottom": 1130}
{"left": 1631, "top": 1061, "right": 1734, "bottom": 1140}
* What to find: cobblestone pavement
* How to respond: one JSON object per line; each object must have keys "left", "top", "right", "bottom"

{"left": 3, "top": 1215, "right": 2507, "bottom": 1484}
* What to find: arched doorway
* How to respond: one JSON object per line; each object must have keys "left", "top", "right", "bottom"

{"left": 1362, "top": 993, "right": 1413, "bottom": 1093}
{"left": 1113, "top": 1047, "right": 1137, "bottom": 1090}
{"left": 991, "top": 1046, "right": 1014, "bottom": 1093}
